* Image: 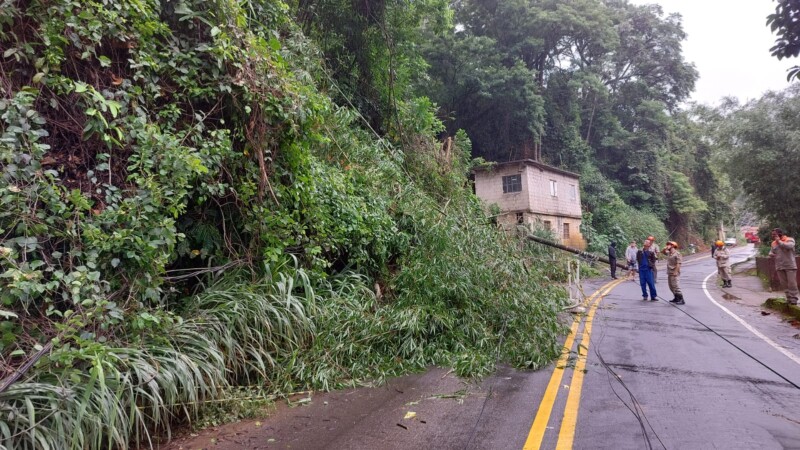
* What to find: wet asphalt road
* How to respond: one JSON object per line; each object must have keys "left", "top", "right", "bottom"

{"left": 167, "top": 246, "right": 800, "bottom": 450}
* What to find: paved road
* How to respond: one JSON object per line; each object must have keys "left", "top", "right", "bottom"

{"left": 547, "top": 246, "right": 800, "bottom": 450}
{"left": 166, "top": 246, "right": 800, "bottom": 450}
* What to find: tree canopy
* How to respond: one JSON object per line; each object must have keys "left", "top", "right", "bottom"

{"left": 718, "top": 84, "right": 800, "bottom": 235}
{"left": 768, "top": 0, "right": 800, "bottom": 80}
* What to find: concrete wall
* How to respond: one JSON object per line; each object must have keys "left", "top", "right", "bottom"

{"left": 495, "top": 212, "right": 586, "bottom": 250}
{"left": 475, "top": 163, "right": 586, "bottom": 249}
{"left": 474, "top": 164, "right": 582, "bottom": 219}
{"left": 474, "top": 164, "right": 530, "bottom": 213}
{"left": 523, "top": 165, "right": 582, "bottom": 219}
{"left": 755, "top": 256, "right": 800, "bottom": 291}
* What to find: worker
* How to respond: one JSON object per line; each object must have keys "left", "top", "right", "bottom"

{"left": 713, "top": 240, "right": 732, "bottom": 287}
{"left": 769, "top": 228, "right": 798, "bottom": 305}
{"left": 637, "top": 240, "right": 658, "bottom": 301}
{"left": 663, "top": 241, "right": 684, "bottom": 304}
{"left": 608, "top": 241, "right": 618, "bottom": 279}
{"left": 625, "top": 241, "right": 638, "bottom": 281}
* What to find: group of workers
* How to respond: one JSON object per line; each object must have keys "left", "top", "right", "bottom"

{"left": 608, "top": 236, "right": 684, "bottom": 304}
{"left": 606, "top": 228, "right": 799, "bottom": 307}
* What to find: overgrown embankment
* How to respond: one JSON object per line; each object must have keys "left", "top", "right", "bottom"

{"left": 0, "top": 1, "right": 568, "bottom": 448}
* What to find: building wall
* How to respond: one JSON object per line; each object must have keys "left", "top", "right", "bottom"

{"left": 523, "top": 166, "right": 582, "bottom": 218}
{"left": 475, "top": 163, "right": 585, "bottom": 249}
{"left": 495, "top": 213, "right": 586, "bottom": 250}
{"left": 474, "top": 164, "right": 530, "bottom": 213}
{"left": 474, "top": 164, "right": 582, "bottom": 219}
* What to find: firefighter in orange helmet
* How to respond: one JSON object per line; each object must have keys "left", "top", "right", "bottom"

{"left": 663, "top": 241, "right": 684, "bottom": 304}
{"left": 713, "top": 240, "right": 731, "bottom": 287}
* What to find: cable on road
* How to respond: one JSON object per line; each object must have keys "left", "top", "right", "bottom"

{"left": 659, "top": 294, "right": 800, "bottom": 391}
{"left": 464, "top": 315, "right": 509, "bottom": 450}
{"left": 592, "top": 304, "right": 667, "bottom": 450}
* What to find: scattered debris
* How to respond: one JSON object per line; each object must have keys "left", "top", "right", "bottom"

{"left": 427, "top": 389, "right": 468, "bottom": 402}
{"left": 397, "top": 423, "right": 408, "bottom": 430}
{"left": 404, "top": 411, "right": 417, "bottom": 420}
{"left": 793, "top": 334, "right": 800, "bottom": 339}
{"left": 570, "top": 306, "right": 587, "bottom": 314}
{"left": 287, "top": 397, "right": 312, "bottom": 407}
{"left": 761, "top": 311, "right": 771, "bottom": 316}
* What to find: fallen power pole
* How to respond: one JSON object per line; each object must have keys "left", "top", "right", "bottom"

{"left": 526, "top": 234, "right": 629, "bottom": 271}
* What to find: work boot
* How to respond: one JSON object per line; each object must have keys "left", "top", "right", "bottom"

{"left": 674, "top": 294, "right": 685, "bottom": 305}
{"left": 650, "top": 297, "right": 658, "bottom": 302}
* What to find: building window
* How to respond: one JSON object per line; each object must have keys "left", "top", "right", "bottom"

{"left": 516, "top": 212, "right": 524, "bottom": 224}
{"left": 570, "top": 184, "right": 577, "bottom": 201}
{"left": 549, "top": 180, "right": 557, "bottom": 197}
{"left": 563, "top": 223, "right": 570, "bottom": 239}
{"left": 543, "top": 220, "right": 552, "bottom": 231}
{"left": 502, "top": 174, "right": 522, "bottom": 193}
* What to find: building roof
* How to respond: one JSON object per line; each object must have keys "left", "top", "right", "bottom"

{"left": 472, "top": 159, "right": 580, "bottom": 179}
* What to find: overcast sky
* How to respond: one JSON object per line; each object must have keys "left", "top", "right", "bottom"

{"left": 629, "top": 0, "right": 797, "bottom": 106}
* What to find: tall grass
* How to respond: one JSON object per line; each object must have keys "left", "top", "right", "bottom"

{"left": 0, "top": 267, "right": 317, "bottom": 450}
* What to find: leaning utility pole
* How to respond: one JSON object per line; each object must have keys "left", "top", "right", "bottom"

{"left": 526, "top": 234, "right": 629, "bottom": 271}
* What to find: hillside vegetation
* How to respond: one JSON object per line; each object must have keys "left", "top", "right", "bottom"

{"left": 0, "top": 1, "right": 572, "bottom": 448}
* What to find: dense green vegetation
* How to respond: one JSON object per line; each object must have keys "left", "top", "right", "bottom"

{"left": 0, "top": 1, "right": 568, "bottom": 448}
{"left": 2, "top": 0, "right": 795, "bottom": 448}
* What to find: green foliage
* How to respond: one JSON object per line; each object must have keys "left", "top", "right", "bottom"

{"left": 668, "top": 171, "right": 708, "bottom": 215}
{"left": 579, "top": 164, "right": 668, "bottom": 253}
{"left": 767, "top": 0, "right": 800, "bottom": 80}
{"left": 0, "top": 1, "right": 572, "bottom": 448}
{"left": 719, "top": 84, "right": 800, "bottom": 236}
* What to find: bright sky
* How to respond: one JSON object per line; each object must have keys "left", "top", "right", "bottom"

{"left": 629, "top": 0, "right": 796, "bottom": 106}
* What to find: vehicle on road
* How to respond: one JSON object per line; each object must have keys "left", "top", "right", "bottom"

{"left": 725, "top": 237, "right": 737, "bottom": 246}
{"left": 744, "top": 230, "right": 760, "bottom": 243}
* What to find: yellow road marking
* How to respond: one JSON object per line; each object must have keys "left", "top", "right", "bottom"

{"left": 555, "top": 280, "right": 620, "bottom": 449}
{"left": 522, "top": 279, "right": 621, "bottom": 450}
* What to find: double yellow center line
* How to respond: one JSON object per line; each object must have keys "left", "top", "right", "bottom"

{"left": 523, "top": 278, "right": 623, "bottom": 450}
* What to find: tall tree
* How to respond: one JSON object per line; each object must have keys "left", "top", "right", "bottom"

{"left": 719, "top": 84, "right": 800, "bottom": 234}
{"left": 295, "top": 0, "right": 451, "bottom": 135}
{"left": 420, "top": 33, "right": 545, "bottom": 161}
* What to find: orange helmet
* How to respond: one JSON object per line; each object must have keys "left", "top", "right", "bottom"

{"left": 667, "top": 241, "right": 678, "bottom": 248}
{"left": 715, "top": 240, "right": 724, "bottom": 247}
{"left": 647, "top": 236, "right": 655, "bottom": 241}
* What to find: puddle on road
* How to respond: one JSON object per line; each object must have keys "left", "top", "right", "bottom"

{"left": 722, "top": 293, "right": 740, "bottom": 301}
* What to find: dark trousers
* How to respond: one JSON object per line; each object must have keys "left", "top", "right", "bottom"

{"left": 610, "top": 257, "right": 617, "bottom": 278}
{"left": 639, "top": 269, "right": 657, "bottom": 299}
